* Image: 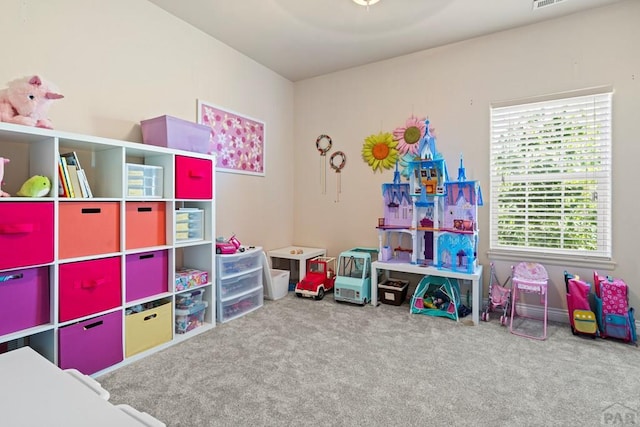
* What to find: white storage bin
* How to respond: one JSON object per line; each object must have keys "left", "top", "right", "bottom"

{"left": 126, "top": 163, "right": 163, "bottom": 198}
{"left": 219, "top": 268, "right": 262, "bottom": 300}
{"left": 264, "top": 269, "right": 290, "bottom": 300}
{"left": 217, "top": 287, "right": 263, "bottom": 323}
{"left": 217, "top": 249, "right": 262, "bottom": 277}
{"left": 175, "top": 208, "right": 203, "bottom": 242}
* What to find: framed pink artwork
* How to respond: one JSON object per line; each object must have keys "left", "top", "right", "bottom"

{"left": 197, "top": 100, "right": 265, "bottom": 176}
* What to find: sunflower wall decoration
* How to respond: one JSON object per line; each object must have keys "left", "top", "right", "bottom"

{"left": 362, "top": 132, "right": 399, "bottom": 173}
{"left": 393, "top": 115, "right": 426, "bottom": 156}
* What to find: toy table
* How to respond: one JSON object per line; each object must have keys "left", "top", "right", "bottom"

{"left": 267, "top": 246, "right": 327, "bottom": 284}
{"left": 371, "top": 261, "right": 484, "bottom": 325}
{"left": 0, "top": 347, "right": 152, "bottom": 426}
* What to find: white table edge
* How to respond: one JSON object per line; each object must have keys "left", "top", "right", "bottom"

{"left": 371, "top": 261, "right": 483, "bottom": 325}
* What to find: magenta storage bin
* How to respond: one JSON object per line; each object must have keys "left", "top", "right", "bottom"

{"left": 58, "top": 311, "right": 123, "bottom": 375}
{"left": 141, "top": 115, "right": 210, "bottom": 154}
{"left": 0, "top": 202, "right": 54, "bottom": 270}
{"left": 0, "top": 267, "right": 50, "bottom": 336}
{"left": 58, "top": 257, "right": 122, "bottom": 322}
{"left": 125, "top": 250, "right": 168, "bottom": 302}
{"left": 175, "top": 155, "right": 213, "bottom": 199}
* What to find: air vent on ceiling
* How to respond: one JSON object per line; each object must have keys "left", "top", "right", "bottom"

{"left": 532, "top": 0, "right": 567, "bottom": 10}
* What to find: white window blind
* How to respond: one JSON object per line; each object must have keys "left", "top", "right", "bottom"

{"left": 490, "top": 91, "right": 612, "bottom": 259}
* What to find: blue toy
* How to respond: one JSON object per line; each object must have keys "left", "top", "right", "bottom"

{"left": 410, "top": 275, "right": 462, "bottom": 321}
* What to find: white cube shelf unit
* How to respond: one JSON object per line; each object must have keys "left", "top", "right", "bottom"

{"left": 0, "top": 121, "right": 216, "bottom": 376}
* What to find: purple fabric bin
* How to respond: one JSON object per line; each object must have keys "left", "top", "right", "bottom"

{"left": 58, "top": 311, "right": 123, "bottom": 375}
{"left": 141, "top": 115, "right": 210, "bottom": 154}
{"left": 125, "top": 250, "right": 168, "bottom": 302}
{"left": 0, "top": 267, "right": 50, "bottom": 336}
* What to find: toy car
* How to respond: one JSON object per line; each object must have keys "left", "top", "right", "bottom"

{"left": 334, "top": 247, "right": 379, "bottom": 305}
{"left": 295, "top": 256, "right": 336, "bottom": 300}
{"left": 215, "top": 234, "right": 245, "bottom": 254}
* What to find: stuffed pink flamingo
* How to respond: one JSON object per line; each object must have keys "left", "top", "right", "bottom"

{"left": 0, "top": 157, "right": 9, "bottom": 197}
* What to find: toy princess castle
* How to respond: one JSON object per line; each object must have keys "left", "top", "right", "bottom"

{"left": 378, "top": 121, "right": 483, "bottom": 273}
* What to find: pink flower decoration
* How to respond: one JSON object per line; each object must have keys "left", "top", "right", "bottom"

{"left": 393, "top": 115, "right": 426, "bottom": 155}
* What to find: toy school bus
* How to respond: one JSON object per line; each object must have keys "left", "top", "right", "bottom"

{"left": 334, "top": 247, "right": 379, "bottom": 305}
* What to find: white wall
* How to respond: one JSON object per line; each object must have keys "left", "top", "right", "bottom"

{"left": 293, "top": 0, "right": 640, "bottom": 310}
{"left": 0, "top": 0, "right": 295, "bottom": 251}
{"left": 2, "top": 0, "right": 638, "bottom": 311}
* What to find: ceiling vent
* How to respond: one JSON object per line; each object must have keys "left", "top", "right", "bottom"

{"left": 532, "top": 0, "right": 567, "bottom": 10}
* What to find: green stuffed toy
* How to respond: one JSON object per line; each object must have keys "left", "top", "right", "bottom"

{"left": 17, "top": 175, "right": 51, "bottom": 197}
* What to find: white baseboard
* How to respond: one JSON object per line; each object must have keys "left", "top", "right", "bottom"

{"left": 487, "top": 299, "right": 640, "bottom": 330}
{"left": 511, "top": 302, "right": 569, "bottom": 324}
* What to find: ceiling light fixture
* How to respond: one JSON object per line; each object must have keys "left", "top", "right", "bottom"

{"left": 352, "top": 0, "right": 380, "bottom": 11}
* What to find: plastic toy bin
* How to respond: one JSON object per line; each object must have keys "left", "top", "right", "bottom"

{"left": 378, "top": 278, "right": 410, "bottom": 306}
{"left": 217, "top": 287, "right": 263, "bottom": 323}
{"left": 175, "top": 288, "right": 205, "bottom": 308}
{"left": 0, "top": 266, "right": 50, "bottom": 336}
{"left": 0, "top": 202, "right": 54, "bottom": 270}
{"left": 125, "top": 201, "right": 166, "bottom": 249}
{"left": 217, "top": 251, "right": 262, "bottom": 277}
{"left": 175, "top": 301, "right": 208, "bottom": 334}
{"left": 265, "top": 269, "right": 290, "bottom": 301}
{"left": 58, "top": 311, "right": 123, "bottom": 375}
{"left": 125, "top": 164, "right": 163, "bottom": 198}
{"left": 219, "top": 268, "right": 262, "bottom": 300}
{"left": 140, "top": 115, "right": 210, "bottom": 154}
{"left": 125, "top": 301, "right": 172, "bottom": 357}
{"left": 175, "top": 268, "right": 208, "bottom": 292}
{"left": 125, "top": 250, "right": 169, "bottom": 302}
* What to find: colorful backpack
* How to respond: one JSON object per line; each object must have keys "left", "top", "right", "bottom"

{"left": 563, "top": 271, "right": 598, "bottom": 337}
{"left": 593, "top": 271, "right": 637, "bottom": 345}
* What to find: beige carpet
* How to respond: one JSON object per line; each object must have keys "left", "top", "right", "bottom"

{"left": 99, "top": 293, "right": 640, "bottom": 427}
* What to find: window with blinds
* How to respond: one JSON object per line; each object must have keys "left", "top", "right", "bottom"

{"left": 489, "top": 90, "right": 612, "bottom": 259}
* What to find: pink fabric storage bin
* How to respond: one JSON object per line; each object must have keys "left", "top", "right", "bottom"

{"left": 58, "top": 311, "right": 123, "bottom": 375}
{"left": 141, "top": 115, "right": 210, "bottom": 154}
{"left": 0, "top": 202, "right": 54, "bottom": 270}
{"left": 125, "top": 250, "right": 168, "bottom": 302}
{"left": 58, "top": 257, "right": 122, "bottom": 322}
{"left": 175, "top": 155, "right": 213, "bottom": 199}
{"left": 0, "top": 267, "right": 50, "bottom": 336}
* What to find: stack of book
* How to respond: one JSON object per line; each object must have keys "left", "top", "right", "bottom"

{"left": 58, "top": 152, "right": 93, "bottom": 198}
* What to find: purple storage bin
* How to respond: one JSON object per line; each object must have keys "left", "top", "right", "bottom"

{"left": 58, "top": 311, "right": 123, "bottom": 375}
{"left": 125, "top": 250, "right": 168, "bottom": 302}
{"left": 140, "top": 115, "right": 210, "bottom": 154}
{"left": 0, "top": 267, "right": 50, "bottom": 336}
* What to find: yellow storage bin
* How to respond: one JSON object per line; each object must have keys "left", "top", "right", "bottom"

{"left": 125, "top": 301, "right": 172, "bottom": 357}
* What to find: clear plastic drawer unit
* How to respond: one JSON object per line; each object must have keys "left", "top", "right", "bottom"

{"left": 126, "top": 163, "right": 163, "bottom": 198}
{"left": 175, "top": 208, "right": 204, "bottom": 242}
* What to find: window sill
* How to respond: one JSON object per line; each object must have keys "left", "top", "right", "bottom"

{"left": 486, "top": 249, "right": 616, "bottom": 271}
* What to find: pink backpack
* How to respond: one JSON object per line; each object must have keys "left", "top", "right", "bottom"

{"left": 593, "top": 272, "right": 636, "bottom": 344}
{"left": 566, "top": 277, "right": 597, "bottom": 336}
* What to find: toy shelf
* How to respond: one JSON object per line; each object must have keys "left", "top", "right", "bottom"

{"left": 0, "top": 121, "right": 216, "bottom": 376}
